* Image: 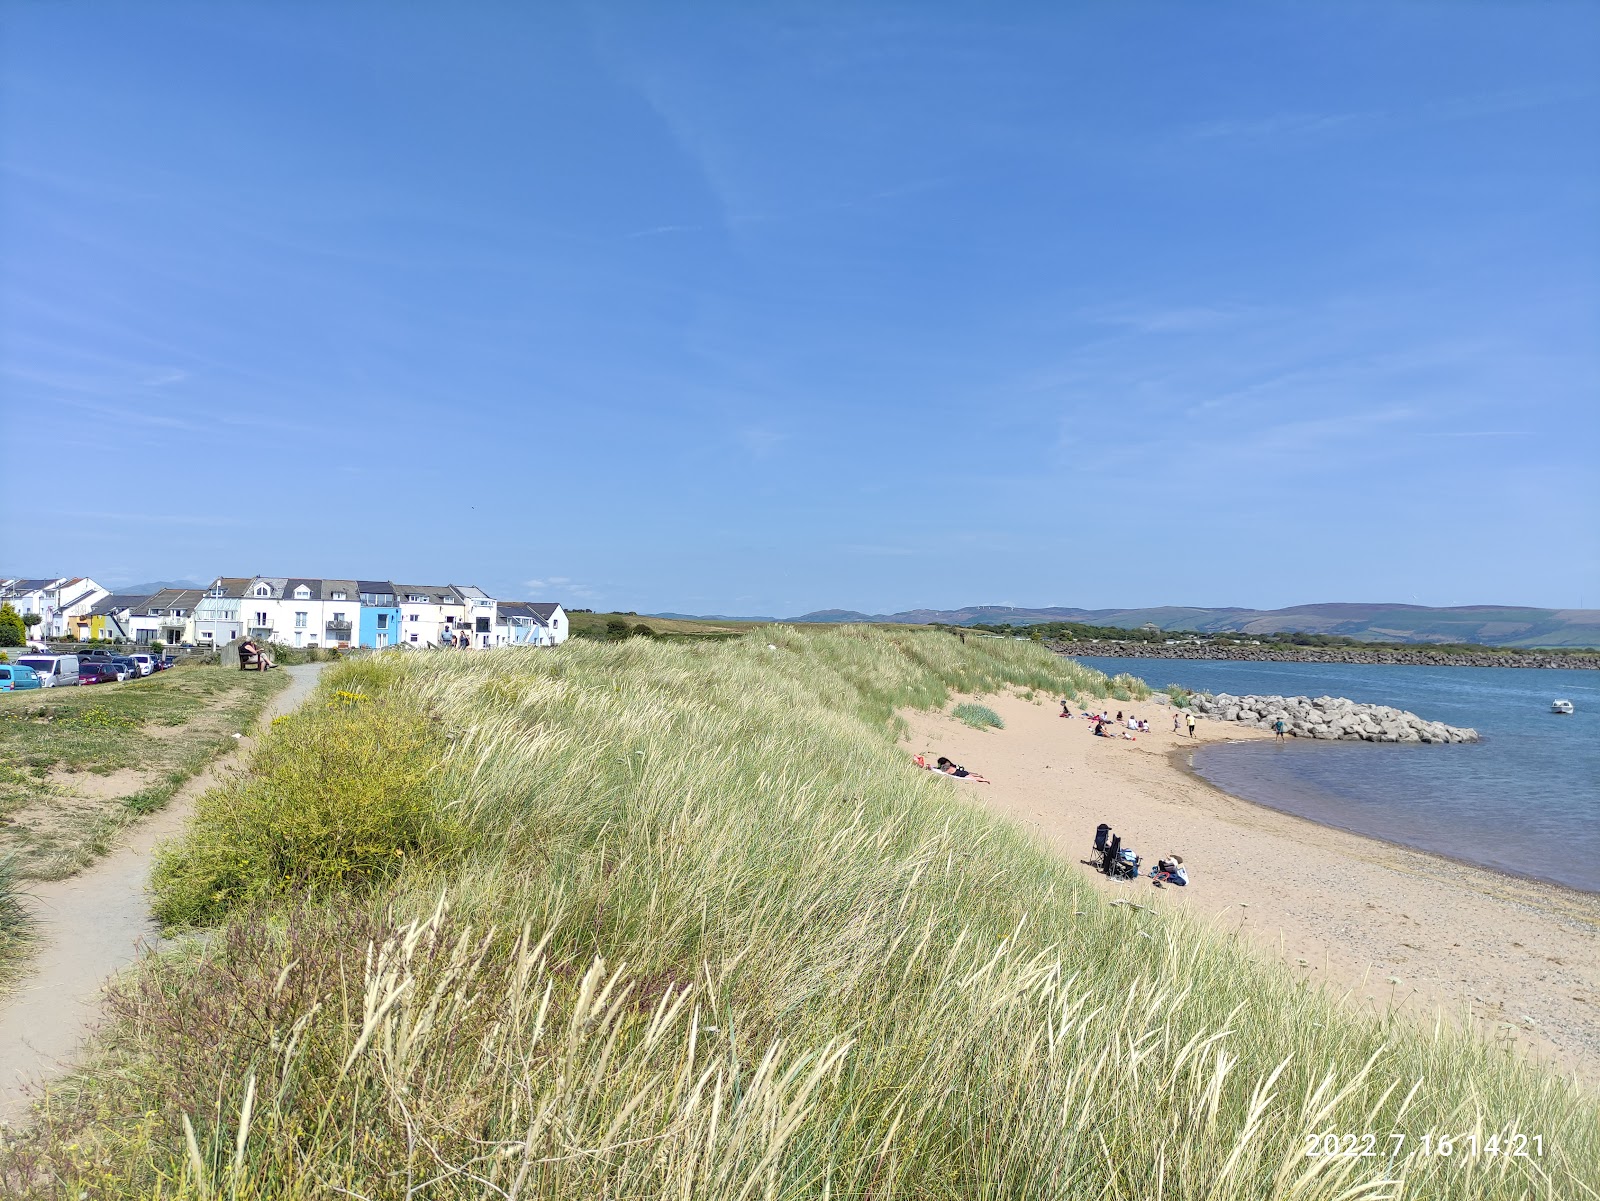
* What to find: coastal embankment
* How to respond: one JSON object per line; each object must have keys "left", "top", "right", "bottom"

{"left": 4, "top": 632, "right": 1594, "bottom": 1198}
{"left": 1050, "top": 639, "right": 1599, "bottom": 669}
{"left": 1183, "top": 692, "right": 1479, "bottom": 742}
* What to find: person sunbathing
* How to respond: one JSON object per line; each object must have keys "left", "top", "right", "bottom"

{"left": 934, "top": 756, "right": 991, "bottom": 782}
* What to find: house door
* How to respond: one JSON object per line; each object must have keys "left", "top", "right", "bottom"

{"left": 376, "top": 633, "right": 388, "bottom": 648}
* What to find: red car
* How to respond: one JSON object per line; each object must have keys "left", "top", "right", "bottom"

{"left": 77, "top": 661, "right": 120, "bottom": 685}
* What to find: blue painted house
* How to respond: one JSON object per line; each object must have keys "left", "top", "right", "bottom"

{"left": 357, "top": 580, "right": 401, "bottom": 649}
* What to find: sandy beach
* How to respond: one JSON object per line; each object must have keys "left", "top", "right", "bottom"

{"left": 904, "top": 690, "right": 1600, "bottom": 1085}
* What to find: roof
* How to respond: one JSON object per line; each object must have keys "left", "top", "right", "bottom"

{"left": 58, "top": 582, "right": 106, "bottom": 611}
{"left": 452, "top": 584, "right": 492, "bottom": 601}
{"left": 497, "top": 602, "right": 560, "bottom": 626}
{"left": 394, "top": 584, "right": 461, "bottom": 605}
{"left": 90, "top": 594, "right": 151, "bottom": 617}
{"left": 205, "top": 578, "right": 254, "bottom": 599}
{"left": 356, "top": 580, "right": 397, "bottom": 594}
{"left": 141, "top": 588, "right": 205, "bottom": 614}
{"left": 3, "top": 578, "right": 65, "bottom": 594}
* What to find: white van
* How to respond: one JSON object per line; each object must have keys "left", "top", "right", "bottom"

{"left": 16, "top": 654, "right": 81, "bottom": 687}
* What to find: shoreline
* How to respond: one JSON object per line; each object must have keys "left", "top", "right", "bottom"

{"left": 1052, "top": 641, "right": 1599, "bottom": 670}
{"left": 1168, "top": 744, "right": 1600, "bottom": 903}
{"left": 903, "top": 689, "right": 1600, "bottom": 1085}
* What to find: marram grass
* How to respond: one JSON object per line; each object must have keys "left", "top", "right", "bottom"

{"left": 952, "top": 701, "right": 1005, "bottom": 729}
{"left": 5, "top": 627, "right": 1593, "bottom": 1199}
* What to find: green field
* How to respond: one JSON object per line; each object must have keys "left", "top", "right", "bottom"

{"left": 4, "top": 629, "right": 1592, "bottom": 1198}
{"left": 567, "top": 610, "right": 763, "bottom": 640}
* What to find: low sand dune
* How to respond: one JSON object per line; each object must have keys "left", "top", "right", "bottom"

{"left": 904, "top": 689, "right": 1600, "bottom": 1085}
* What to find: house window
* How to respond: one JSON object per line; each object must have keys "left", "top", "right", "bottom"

{"left": 254, "top": 612, "right": 269, "bottom": 627}
{"left": 410, "top": 632, "right": 418, "bottom": 642}
{"left": 331, "top": 591, "right": 346, "bottom": 601}
{"left": 409, "top": 613, "right": 419, "bottom": 621}
{"left": 294, "top": 586, "right": 310, "bottom": 600}
{"left": 255, "top": 585, "right": 270, "bottom": 597}
{"left": 376, "top": 614, "right": 390, "bottom": 630}
{"left": 295, "top": 612, "right": 307, "bottom": 628}
{"left": 476, "top": 617, "right": 490, "bottom": 633}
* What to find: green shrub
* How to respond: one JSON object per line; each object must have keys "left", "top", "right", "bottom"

{"left": 1166, "top": 683, "right": 1193, "bottom": 707}
{"left": 0, "top": 603, "right": 23, "bottom": 648}
{"left": 952, "top": 701, "right": 1004, "bottom": 729}
{"left": 152, "top": 689, "right": 455, "bottom": 926}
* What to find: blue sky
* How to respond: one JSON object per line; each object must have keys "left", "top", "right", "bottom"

{"left": 2, "top": 3, "right": 1596, "bottom": 615}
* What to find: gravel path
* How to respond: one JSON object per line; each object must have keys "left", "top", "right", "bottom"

{"left": 0, "top": 662, "right": 328, "bottom": 1126}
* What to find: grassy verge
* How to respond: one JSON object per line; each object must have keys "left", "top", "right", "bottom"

{"left": 0, "top": 664, "right": 287, "bottom": 881}
{"left": 4, "top": 629, "right": 1592, "bottom": 1197}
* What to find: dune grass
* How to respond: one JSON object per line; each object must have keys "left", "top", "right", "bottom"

{"left": 952, "top": 701, "right": 1005, "bottom": 729}
{"left": 0, "top": 857, "right": 30, "bottom": 996}
{"left": 4, "top": 627, "right": 1593, "bottom": 1198}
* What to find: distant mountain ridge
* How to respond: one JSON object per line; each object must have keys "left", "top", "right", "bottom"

{"left": 119, "top": 579, "right": 209, "bottom": 596}
{"left": 765, "top": 603, "right": 1600, "bottom": 648}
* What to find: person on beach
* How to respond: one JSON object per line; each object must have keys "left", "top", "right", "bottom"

{"left": 934, "top": 756, "right": 991, "bottom": 782}
{"left": 1185, "top": 712, "right": 1197, "bottom": 738}
{"left": 1060, "top": 699, "right": 1072, "bottom": 718}
{"left": 1173, "top": 712, "right": 1182, "bottom": 733}
{"left": 1273, "top": 717, "right": 1288, "bottom": 741}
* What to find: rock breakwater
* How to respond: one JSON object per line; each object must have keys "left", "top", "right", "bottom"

{"left": 1187, "top": 692, "right": 1479, "bottom": 743}
{"left": 1051, "top": 640, "right": 1598, "bottom": 669}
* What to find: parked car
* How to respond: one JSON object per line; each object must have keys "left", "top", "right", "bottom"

{"left": 0, "top": 663, "right": 43, "bottom": 691}
{"left": 158, "top": 654, "right": 177, "bottom": 670}
{"left": 78, "top": 661, "right": 120, "bottom": 685}
{"left": 15, "top": 654, "right": 80, "bottom": 687}
{"left": 129, "top": 653, "right": 156, "bottom": 676}
{"left": 113, "top": 655, "right": 141, "bottom": 680}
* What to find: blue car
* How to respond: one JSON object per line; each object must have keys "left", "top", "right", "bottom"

{"left": 0, "top": 663, "right": 43, "bottom": 691}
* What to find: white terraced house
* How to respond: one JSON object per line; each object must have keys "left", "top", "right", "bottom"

{"left": 0, "top": 577, "right": 109, "bottom": 639}
{"left": 236, "top": 577, "right": 362, "bottom": 648}
{"left": 195, "top": 576, "right": 362, "bottom": 648}
{"left": 396, "top": 584, "right": 471, "bottom": 647}
{"left": 493, "top": 602, "right": 569, "bottom": 646}
{"left": 127, "top": 588, "right": 205, "bottom": 645}
{"left": 455, "top": 584, "right": 498, "bottom": 649}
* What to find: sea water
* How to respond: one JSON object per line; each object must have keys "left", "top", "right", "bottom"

{"left": 1072, "top": 657, "right": 1600, "bottom": 892}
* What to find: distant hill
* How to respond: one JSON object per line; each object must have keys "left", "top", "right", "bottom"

{"left": 783, "top": 603, "right": 1600, "bottom": 648}
{"left": 120, "top": 579, "right": 208, "bottom": 595}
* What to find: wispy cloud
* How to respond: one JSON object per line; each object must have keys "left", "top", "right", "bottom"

{"left": 625, "top": 222, "right": 707, "bottom": 239}
{"left": 736, "top": 427, "right": 787, "bottom": 457}
{"left": 522, "top": 576, "right": 599, "bottom": 600}
{"left": 1086, "top": 302, "right": 1261, "bottom": 335}
{"left": 58, "top": 511, "right": 243, "bottom": 527}
{"left": 1186, "top": 84, "right": 1590, "bottom": 146}
{"left": 1190, "top": 111, "right": 1365, "bottom": 142}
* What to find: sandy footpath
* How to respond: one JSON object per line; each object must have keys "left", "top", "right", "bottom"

{"left": 0, "top": 662, "right": 328, "bottom": 1126}
{"left": 904, "top": 689, "right": 1600, "bottom": 1085}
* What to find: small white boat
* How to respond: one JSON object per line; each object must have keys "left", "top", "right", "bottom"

{"left": 1551, "top": 699, "right": 1574, "bottom": 715}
